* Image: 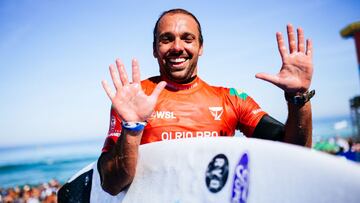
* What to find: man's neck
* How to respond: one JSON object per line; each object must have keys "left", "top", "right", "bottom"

{"left": 161, "top": 75, "right": 200, "bottom": 91}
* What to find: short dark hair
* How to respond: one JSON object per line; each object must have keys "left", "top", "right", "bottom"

{"left": 153, "top": 8, "right": 204, "bottom": 52}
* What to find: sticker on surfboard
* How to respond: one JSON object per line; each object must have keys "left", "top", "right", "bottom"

{"left": 205, "top": 153, "right": 229, "bottom": 193}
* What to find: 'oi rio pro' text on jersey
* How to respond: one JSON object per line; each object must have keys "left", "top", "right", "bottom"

{"left": 102, "top": 76, "right": 267, "bottom": 152}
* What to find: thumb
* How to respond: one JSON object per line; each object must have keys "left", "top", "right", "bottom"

{"left": 255, "top": 73, "right": 280, "bottom": 86}
{"left": 151, "top": 81, "right": 167, "bottom": 99}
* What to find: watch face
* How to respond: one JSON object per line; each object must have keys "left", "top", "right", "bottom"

{"left": 285, "top": 90, "right": 314, "bottom": 105}
{"left": 294, "top": 96, "right": 306, "bottom": 105}
{"left": 295, "top": 90, "right": 315, "bottom": 105}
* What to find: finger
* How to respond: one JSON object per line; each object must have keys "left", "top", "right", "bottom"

{"left": 132, "top": 58, "right": 141, "bottom": 84}
{"left": 287, "top": 24, "right": 296, "bottom": 53}
{"left": 109, "top": 64, "right": 122, "bottom": 90}
{"left": 306, "top": 39, "right": 313, "bottom": 58}
{"left": 102, "top": 80, "right": 115, "bottom": 100}
{"left": 276, "top": 32, "right": 287, "bottom": 59}
{"left": 255, "top": 73, "right": 280, "bottom": 86}
{"left": 150, "top": 81, "right": 167, "bottom": 99}
{"left": 297, "top": 27, "right": 305, "bottom": 53}
{"left": 115, "top": 59, "right": 129, "bottom": 85}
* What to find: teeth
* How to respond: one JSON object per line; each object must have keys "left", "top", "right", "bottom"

{"left": 169, "top": 58, "right": 186, "bottom": 63}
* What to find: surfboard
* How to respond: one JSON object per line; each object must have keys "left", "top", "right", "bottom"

{"left": 58, "top": 137, "right": 360, "bottom": 203}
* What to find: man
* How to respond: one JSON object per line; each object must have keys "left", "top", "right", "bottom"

{"left": 99, "top": 8, "right": 314, "bottom": 195}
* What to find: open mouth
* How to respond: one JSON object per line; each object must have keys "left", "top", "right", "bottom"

{"left": 166, "top": 57, "right": 189, "bottom": 70}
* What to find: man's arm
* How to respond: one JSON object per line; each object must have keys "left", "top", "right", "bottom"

{"left": 284, "top": 102, "right": 312, "bottom": 147}
{"left": 99, "top": 59, "right": 166, "bottom": 195}
{"left": 255, "top": 24, "right": 314, "bottom": 147}
{"left": 98, "top": 130, "right": 142, "bottom": 195}
{"left": 252, "top": 102, "right": 312, "bottom": 147}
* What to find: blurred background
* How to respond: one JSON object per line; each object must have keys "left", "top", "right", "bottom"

{"left": 1, "top": 0, "right": 360, "bottom": 201}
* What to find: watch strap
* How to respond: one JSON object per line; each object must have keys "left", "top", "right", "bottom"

{"left": 285, "top": 90, "right": 315, "bottom": 105}
{"left": 121, "top": 121, "right": 147, "bottom": 132}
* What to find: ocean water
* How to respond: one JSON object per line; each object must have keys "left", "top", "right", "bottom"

{"left": 0, "top": 139, "right": 103, "bottom": 188}
{"left": 0, "top": 115, "right": 356, "bottom": 188}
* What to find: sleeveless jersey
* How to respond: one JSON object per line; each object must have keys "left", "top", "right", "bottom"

{"left": 102, "top": 76, "right": 267, "bottom": 152}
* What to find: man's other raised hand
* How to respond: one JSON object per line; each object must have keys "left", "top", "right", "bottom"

{"left": 256, "top": 24, "right": 313, "bottom": 94}
{"left": 102, "top": 59, "right": 167, "bottom": 122}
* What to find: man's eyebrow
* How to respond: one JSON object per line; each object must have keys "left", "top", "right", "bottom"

{"left": 159, "top": 32, "right": 196, "bottom": 37}
{"left": 158, "top": 32, "right": 173, "bottom": 37}
{"left": 182, "top": 32, "right": 196, "bottom": 37}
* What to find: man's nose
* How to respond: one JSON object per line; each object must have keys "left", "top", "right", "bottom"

{"left": 170, "top": 38, "right": 184, "bottom": 52}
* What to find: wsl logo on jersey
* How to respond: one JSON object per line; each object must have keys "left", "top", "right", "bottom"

{"left": 231, "top": 152, "right": 250, "bottom": 203}
{"left": 209, "top": 107, "right": 223, "bottom": 120}
{"left": 151, "top": 111, "right": 176, "bottom": 119}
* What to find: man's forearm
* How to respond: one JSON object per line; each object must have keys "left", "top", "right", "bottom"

{"left": 99, "top": 130, "right": 142, "bottom": 195}
{"left": 284, "top": 102, "right": 312, "bottom": 147}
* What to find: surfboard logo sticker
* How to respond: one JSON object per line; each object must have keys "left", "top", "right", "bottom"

{"left": 231, "top": 152, "right": 250, "bottom": 203}
{"left": 205, "top": 154, "right": 229, "bottom": 193}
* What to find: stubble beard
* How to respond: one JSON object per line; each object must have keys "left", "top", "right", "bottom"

{"left": 159, "top": 57, "right": 198, "bottom": 84}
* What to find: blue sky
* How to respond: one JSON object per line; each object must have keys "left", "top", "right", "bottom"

{"left": 0, "top": 0, "right": 360, "bottom": 147}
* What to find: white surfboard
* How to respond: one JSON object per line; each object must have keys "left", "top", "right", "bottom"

{"left": 58, "top": 137, "right": 360, "bottom": 203}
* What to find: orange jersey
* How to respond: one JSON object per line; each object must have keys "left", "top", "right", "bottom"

{"left": 102, "top": 76, "right": 267, "bottom": 152}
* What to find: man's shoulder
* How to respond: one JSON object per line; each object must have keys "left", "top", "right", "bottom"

{"left": 202, "top": 82, "right": 235, "bottom": 96}
{"left": 204, "top": 82, "right": 250, "bottom": 101}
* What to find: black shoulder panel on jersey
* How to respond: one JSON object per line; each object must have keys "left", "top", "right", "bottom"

{"left": 252, "top": 115, "right": 285, "bottom": 141}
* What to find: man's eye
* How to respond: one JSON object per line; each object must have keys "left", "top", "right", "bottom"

{"left": 185, "top": 38, "right": 194, "bottom": 43}
{"left": 160, "top": 38, "right": 170, "bottom": 43}
{"left": 183, "top": 35, "right": 195, "bottom": 43}
{"left": 159, "top": 35, "right": 173, "bottom": 44}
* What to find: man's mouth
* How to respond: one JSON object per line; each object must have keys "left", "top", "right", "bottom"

{"left": 166, "top": 57, "right": 188, "bottom": 69}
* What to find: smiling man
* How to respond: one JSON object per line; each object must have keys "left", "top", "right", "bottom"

{"left": 154, "top": 11, "right": 203, "bottom": 83}
{"left": 98, "top": 8, "right": 314, "bottom": 195}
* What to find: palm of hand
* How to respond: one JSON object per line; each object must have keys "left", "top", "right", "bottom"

{"left": 102, "top": 59, "right": 166, "bottom": 122}
{"left": 111, "top": 84, "right": 157, "bottom": 122}
{"left": 277, "top": 52, "right": 313, "bottom": 93}
{"left": 256, "top": 24, "right": 313, "bottom": 93}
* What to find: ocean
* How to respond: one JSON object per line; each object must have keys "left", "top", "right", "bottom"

{"left": 0, "top": 115, "right": 356, "bottom": 189}
{"left": 0, "top": 140, "right": 103, "bottom": 188}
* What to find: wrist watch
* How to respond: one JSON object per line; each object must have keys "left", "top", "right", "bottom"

{"left": 285, "top": 90, "right": 315, "bottom": 106}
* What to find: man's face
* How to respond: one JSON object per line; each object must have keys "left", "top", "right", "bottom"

{"left": 154, "top": 13, "right": 203, "bottom": 83}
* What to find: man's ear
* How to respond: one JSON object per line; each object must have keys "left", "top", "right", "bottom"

{"left": 153, "top": 40, "right": 158, "bottom": 58}
{"left": 199, "top": 45, "right": 204, "bottom": 56}
{"left": 153, "top": 48, "right": 158, "bottom": 58}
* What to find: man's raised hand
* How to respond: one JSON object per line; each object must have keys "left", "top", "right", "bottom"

{"left": 102, "top": 59, "right": 167, "bottom": 122}
{"left": 255, "top": 24, "right": 313, "bottom": 94}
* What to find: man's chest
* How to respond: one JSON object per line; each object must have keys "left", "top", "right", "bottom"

{"left": 141, "top": 93, "right": 238, "bottom": 143}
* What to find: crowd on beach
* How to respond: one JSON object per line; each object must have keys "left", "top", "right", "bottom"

{"left": 314, "top": 137, "right": 360, "bottom": 162}
{"left": 0, "top": 179, "right": 60, "bottom": 203}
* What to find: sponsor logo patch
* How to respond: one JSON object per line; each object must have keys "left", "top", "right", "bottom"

{"left": 205, "top": 154, "right": 229, "bottom": 193}
{"left": 231, "top": 152, "right": 250, "bottom": 203}
{"left": 229, "top": 88, "right": 248, "bottom": 100}
{"left": 251, "top": 108, "right": 263, "bottom": 115}
{"left": 209, "top": 107, "right": 224, "bottom": 120}
{"left": 108, "top": 133, "right": 121, "bottom": 137}
{"left": 161, "top": 131, "right": 218, "bottom": 140}
{"left": 151, "top": 111, "right": 176, "bottom": 119}
{"left": 110, "top": 115, "right": 116, "bottom": 132}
